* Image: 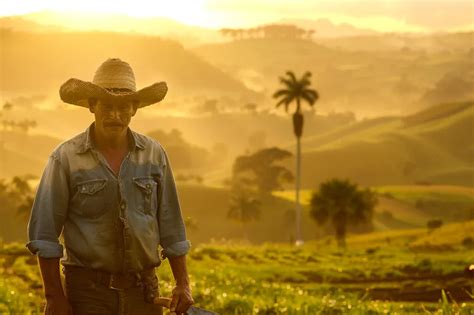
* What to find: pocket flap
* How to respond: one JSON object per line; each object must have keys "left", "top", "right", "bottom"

{"left": 133, "top": 177, "right": 156, "bottom": 195}
{"left": 78, "top": 179, "right": 107, "bottom": 195}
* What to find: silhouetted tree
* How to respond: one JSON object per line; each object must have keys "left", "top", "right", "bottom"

{"left": 273, "top": 71, "right": 319, "bottom": 245}
{"left": 233, "top": 147, "right": 293, "bottom": 196}
{"left": 310, "top": 179, "right": 377, "bottom": 248}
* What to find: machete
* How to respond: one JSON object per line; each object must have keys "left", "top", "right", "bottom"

{"left": 154, "top": 297, "right": 219, "bottom": 315}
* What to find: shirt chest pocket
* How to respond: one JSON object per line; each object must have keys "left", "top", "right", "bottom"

{"left": 133, "top": 177, "right": 158, "bottom": 215}
{"left": 75, "top": 179, "right": 109, "bottom": 218}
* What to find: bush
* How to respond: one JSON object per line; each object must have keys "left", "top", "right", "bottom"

{"left": 426, "top": 219, "right": 443, "bottom": 232}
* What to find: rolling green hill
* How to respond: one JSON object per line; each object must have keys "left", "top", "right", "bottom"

{"left": 178, "top": 182, "right": 473, "bottom": 245}
{"left": 277, "top": 101, "right": 474, "bottom": 188}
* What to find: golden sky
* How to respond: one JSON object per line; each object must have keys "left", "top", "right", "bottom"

{"left": 1, "top": 0, "right": 473, "bottom": 32}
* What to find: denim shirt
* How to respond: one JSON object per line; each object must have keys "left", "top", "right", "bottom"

{"left": 27, "top": 123, "right": 190, "bottom": 273}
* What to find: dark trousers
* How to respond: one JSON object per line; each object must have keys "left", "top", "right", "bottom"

{"left": 64, "top": 267, "right": 163, "bottom": 315}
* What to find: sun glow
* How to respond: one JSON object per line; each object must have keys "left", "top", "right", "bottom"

{"left": 1, "top": 0, "right": 472, "bottom": 32}
{"left": 1, "top": 0, "right": 214, "bottom": 27}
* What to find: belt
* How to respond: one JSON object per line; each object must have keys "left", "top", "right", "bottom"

{"left": 64, "top": 266, "right": 142, "bottom": 290}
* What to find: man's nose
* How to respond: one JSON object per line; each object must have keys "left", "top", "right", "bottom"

{"left": 109, "top": 109, "right": 121, "bottom": 119}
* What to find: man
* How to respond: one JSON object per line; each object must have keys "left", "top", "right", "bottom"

{"left": 27, "top": 58, "right": 194, "bottom": 314}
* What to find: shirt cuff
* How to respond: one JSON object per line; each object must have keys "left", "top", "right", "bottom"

{"left": 26, "top": 240, "right": 64, "bottom": 258}
{"left": 162, "top": 240, "right": 191, "bottom": 258}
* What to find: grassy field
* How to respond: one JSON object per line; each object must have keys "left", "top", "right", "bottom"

{"left": 1, "top": 221, "right": 473, "bottom": 314}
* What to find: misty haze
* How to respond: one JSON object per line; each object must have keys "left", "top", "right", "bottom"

{"left": 1, "top": 4, "right": 473, "bottom": 314}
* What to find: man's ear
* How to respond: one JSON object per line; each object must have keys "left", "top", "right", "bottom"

{"left": 88, "top": 98, "right": 98, "bottom": 113}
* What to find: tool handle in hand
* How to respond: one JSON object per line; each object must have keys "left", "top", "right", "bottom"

{"left": 153, "top": 296, "right": 172, "bottom": 309}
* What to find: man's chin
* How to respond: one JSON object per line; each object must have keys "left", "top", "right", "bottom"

{"left": 103, "top": 125, "right": 126, "bottom": 137}
{"left": 104, "top": 125, "right": 124, "bottom": 131}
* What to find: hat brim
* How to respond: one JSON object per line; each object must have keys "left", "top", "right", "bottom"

{"left": 59, "top": 78, "right": 168, "bottom": 108}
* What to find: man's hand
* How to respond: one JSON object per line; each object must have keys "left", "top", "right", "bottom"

{"left": 170, "top": 284, "right": 194, "bottom": 314}
{"left": 44, "top": 294, "right": 73, "bottom": 315}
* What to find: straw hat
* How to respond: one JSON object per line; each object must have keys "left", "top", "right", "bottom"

{"left": 59, "top": 58, "right": 167, "bottom": 108}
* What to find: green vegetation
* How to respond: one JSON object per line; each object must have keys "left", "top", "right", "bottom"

{"left": 2, "top": 221, "right": 473, "bottom": 314}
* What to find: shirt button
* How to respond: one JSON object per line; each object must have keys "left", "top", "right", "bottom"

{"left": 120, "top": 203, "right": 126, "bottom": 210}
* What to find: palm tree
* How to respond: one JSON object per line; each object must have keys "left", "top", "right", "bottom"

{"left": 273, "top": 71, "right": 319, "bottom": 245}
{"left": 310, "top": 179, "right": 377, "bottom": 248}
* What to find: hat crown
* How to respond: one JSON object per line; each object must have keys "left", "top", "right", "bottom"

{"left": 92, "top": 58, "right": 137, "bottom": 92}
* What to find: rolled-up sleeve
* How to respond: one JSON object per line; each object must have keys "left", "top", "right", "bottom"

{"left": 26, "top": 154, "right": 69, "bottom": 258}
{"left": 157, "top": 148, "right": 191, "bottom": 258}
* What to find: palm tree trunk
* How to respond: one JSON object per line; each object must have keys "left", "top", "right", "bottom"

{"left": 295, "top": 135, "right": 303, "bottom": 245}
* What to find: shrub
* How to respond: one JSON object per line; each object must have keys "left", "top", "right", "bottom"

{"left": 426, "top": 219, "right": 443, "bottom": 232}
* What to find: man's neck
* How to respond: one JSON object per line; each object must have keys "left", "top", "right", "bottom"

{"left": 93, "top": 128, "right": 129, "bottom": 153}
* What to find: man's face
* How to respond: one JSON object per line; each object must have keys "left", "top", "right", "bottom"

{"left": 90, "top": 99, "right": 138, "bottom": 139}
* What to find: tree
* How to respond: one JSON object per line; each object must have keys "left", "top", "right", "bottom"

{"left": 233, "top": 147, "right": 293, "bottom": 196}
{"left": 227, "top": 177, "right": 261, "bottom": 239}
{"left": 310, "top": 179, "right": 377, "bottom": 248}
{"left": 228, "top": 190, "right": 261, "bottom": 224}
{"left": 273, "top": 71, "right": 319, "bottom": 245}
{"left": 427, "top": 219, "right": 443, "bottom": 233}
{"left": 227, "top": 147, "right": 292, "bottom": 239}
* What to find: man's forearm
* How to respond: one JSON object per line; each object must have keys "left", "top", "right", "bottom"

{"left": 38, "top": 257, "right": 65, "bottom": 298}
{"left": 168, "top": 255, "right": 189, "bottom": 286}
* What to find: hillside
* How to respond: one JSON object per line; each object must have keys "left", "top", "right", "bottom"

{"left": 0, "top": 29, "right": 256, "bottom": 99}
{"left": 279, "top": 101, "right": 474, "bottom": 188}
{"left": 192, "top": 35, "right": 474, "bottom": 115}
{"left": 0, "top": 131, "right": 62, "bottom": 178}
{"left": 177, "top": 184, "right": 320, "bottom": 245}
{"left": 170, "top": 183, "right": 474, "bottom": 245}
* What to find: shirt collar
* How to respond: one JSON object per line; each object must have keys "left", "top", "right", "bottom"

{"left": 76, "top": 122, "right": 145, "bottom": 154}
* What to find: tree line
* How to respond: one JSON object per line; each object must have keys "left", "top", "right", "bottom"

{"left": 220, "top": 24, "right": 315, "bottom": 41}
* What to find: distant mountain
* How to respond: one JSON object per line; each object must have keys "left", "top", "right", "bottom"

{"left": 0, "top": 16, "right": 62, "bottom": 32}
{"left": 318, "top": 31, "right": 474, "bottom": 52}
{"left": 0, "top": 29, "right": 257, "bottom": 99}
{"left": 280, "top": 18, "right": 378, "bottom": 38}
{"left": 192, "top": 33, "right": 474, "bottom": 114}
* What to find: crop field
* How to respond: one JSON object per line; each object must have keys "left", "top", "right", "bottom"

{"left": 1, "top": 221, "right": 473, "bottom": 314}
